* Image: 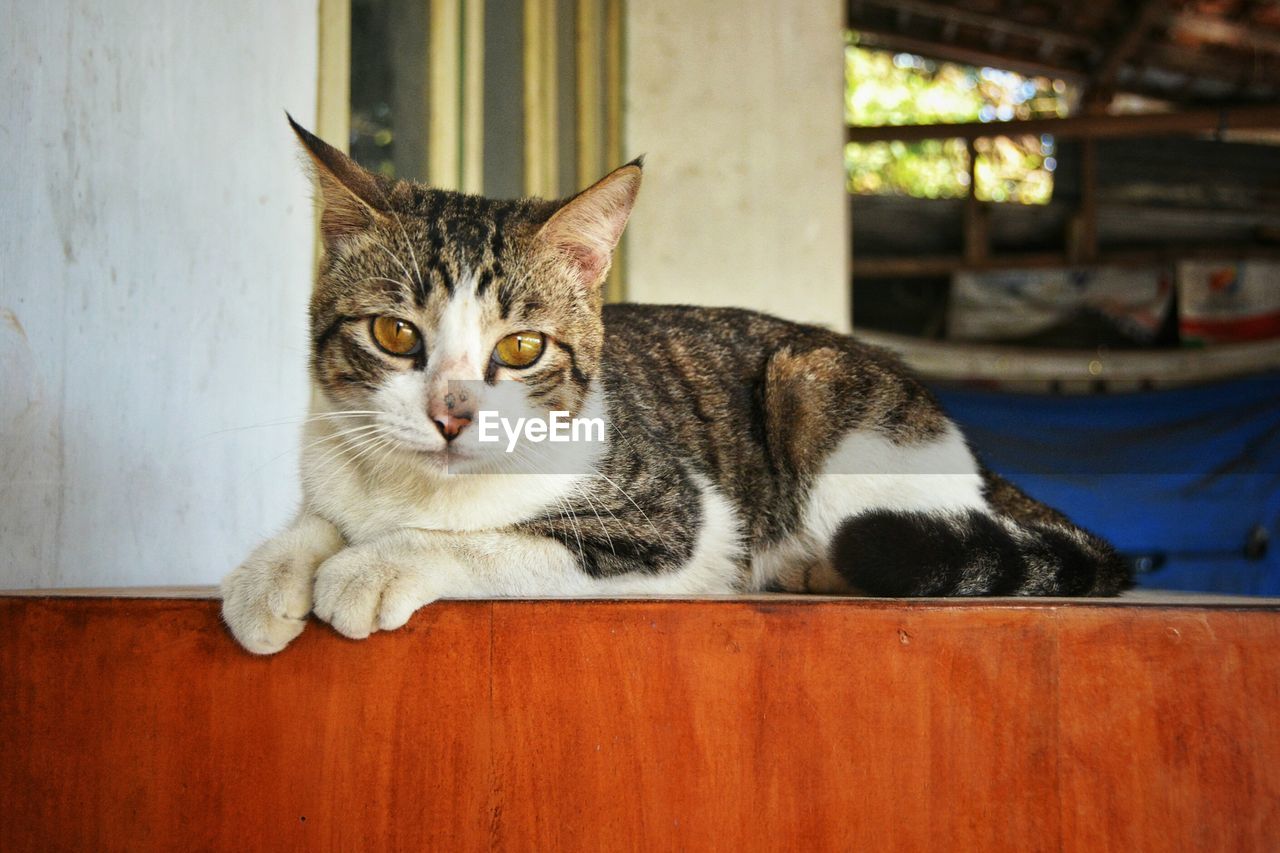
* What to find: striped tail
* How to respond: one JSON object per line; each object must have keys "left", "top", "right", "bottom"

{"left": 829, "top": 509, "right": 1132, "bottom": 597}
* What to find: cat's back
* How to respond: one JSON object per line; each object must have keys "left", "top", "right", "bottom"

{"left": 598, "top": 302, "right": 937, "bottom": 450}
{"left": 599, "top": 301, "right": 947, "bottom": 445}
{"left": 600, "top": 302, "right": 903, "bottom": 382}
{"left": 604, "top": 302, "right": 822, "bottom": 361}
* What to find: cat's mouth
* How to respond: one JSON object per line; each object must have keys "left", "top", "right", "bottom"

{"left": 387, "top": 432, "right": 488, "bottom": 470}
{"left": 384, "top": 427, "right": 456, "bottom": 457}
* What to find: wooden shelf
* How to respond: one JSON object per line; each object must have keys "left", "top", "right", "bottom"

{"left": 2, "top": 593, "right": 1278, "bottom": 851}
{"left": 855, "top": 329, "right": 1280, "bottom": 388}
{"left": 845, "top": 104, "right": 1280, "bottom": 145}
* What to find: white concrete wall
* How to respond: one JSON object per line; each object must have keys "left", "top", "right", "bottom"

{"left": 1, "top": 1, "right": 320, "bottom": 588}
{"left": 624, "top": 0, "right": 849, "bottom": 331}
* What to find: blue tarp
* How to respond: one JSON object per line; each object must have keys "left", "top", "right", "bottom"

{"left": 935, "top": 374, "right": 1280, "bottom": 596}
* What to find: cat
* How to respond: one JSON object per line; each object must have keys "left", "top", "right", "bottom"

{"left": 220, "top": 116, "right": 1131, "bottom": 654}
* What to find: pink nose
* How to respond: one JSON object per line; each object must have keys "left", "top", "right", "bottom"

{"left": 427, "top": 392, "right": 473, "bottom": 441}
{"left": 431, "top": 412, "right": 472, "bottom": 441}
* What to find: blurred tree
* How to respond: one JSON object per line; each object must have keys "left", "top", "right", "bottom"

{"left": 844, "top": 35, "right": 1072, "bottom": 205}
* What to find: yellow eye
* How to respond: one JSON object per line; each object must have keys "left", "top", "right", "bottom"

{"left": 370, "top": 316, "right": 422, "bottom": 356}
{"left": 492, "top": 331, "right": 545, "bottom": 368}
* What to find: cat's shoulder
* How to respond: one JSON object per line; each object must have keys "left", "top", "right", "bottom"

{"left": 602, "top": 302, "right": 814, "bottom": 338}
{"left": 601, "top": 303, "right": 908, "bottom": 369}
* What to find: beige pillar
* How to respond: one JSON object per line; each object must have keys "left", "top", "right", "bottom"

{"left": 624, "top": 1, "right": 849, "bottom": 331}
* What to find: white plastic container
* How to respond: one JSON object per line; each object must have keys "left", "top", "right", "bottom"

{"left": 948, "top": 268, "right": 1174, "bottom": 344}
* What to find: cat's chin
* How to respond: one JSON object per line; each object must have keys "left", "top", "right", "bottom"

{"left": 387, "top": 438, "right": 490, "bottom": 476}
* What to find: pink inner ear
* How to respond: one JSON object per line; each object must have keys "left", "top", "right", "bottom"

{"left": 538, "top": 164, "right": 641, "bottom": 288}
{"left": 558, "top": 239, "right": 608, "bottom": 284}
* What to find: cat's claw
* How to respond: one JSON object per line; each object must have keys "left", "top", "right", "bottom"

{"left": 312, "top": 549, "right": 436, "bottom": 640}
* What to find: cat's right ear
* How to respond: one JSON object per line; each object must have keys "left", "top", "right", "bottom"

{"left": 287, "top": 113, "right": 389, "bottom": 245}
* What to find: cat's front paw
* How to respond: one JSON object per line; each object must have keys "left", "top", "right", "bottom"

{"left": 312, "top": 545, "right": 439, "bottom": 640}
{"left": 220, "top": 516, "right": 344, "bottom": 654}
{"left": 221, "top": 552, "right": 316, "bottom": 654}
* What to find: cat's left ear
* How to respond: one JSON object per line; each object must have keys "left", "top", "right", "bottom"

{"left": 537, "top": 159, "right": 643, "bottom": 289}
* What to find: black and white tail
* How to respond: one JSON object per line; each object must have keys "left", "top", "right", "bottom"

{"left": 830, "top": 508, "right": 1131, "bottom": 597}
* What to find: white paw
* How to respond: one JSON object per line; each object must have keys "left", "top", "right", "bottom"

{"left": 312, "top": 546, "right": 438, "bottom": 640}
{"left": 221, "top": 552, "right": 315, "bottom": 654}
{"left": 220, "top": 517, "right": 344, "bottom": 654}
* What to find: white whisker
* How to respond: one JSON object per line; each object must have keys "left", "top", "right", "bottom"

{"left": 201, "top": 410, "right": 381, "bottom": 439}
{"left": 571, "top": 481, "right": 616, "bottom": 558}
{"left": 591, "top": 469, "right": 671, "bottom": 547}
{"left": 250, "top": 421, "right": 385, "bottom": 479}
{"left": 388, "top": 209, "right": 425, "bottom": 291}
{"left": 368, "top": 180, "right": 427, "bottom": 292}
{"left": 305, "top": 424, "right": 398, "bottom": 497}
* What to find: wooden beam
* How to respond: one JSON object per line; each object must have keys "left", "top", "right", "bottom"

{"left": 1171, "top": 10, "right": 1280, "bottom": 56}
{"left": 428, "top": 0, "right": 462, "bottom": 189}
{"left": 1068, "top": 138, "right": 1099, "bottom": 263}
{"left": 523, "top": 0, "right": 559, "bottom": 197}
{"left": 854, "top": 26, "right": 1086, "bottom": 82}
{"left": 603, "top": 0, "right": 624, "bottom": 172}
{"left": 852, "top": 243, "right": 1280, "bottom": 278}
{"left": 575, "top": 0, "right": 602, "bottom": 188}
{"left": 461, "top": 0, "right": 486, "bottom": 194}
{"left": 1088, "top": 0, "right": 1169, "bottom": 102}
{"left": 602, "top": 0, "right": 626, "bottom": 303}
{"left": 851, "top": 0, "right": 1095, "bottom": 53}
{"left": 314, "top": 0, "right": 351, "bottom": 280}
{"left": 1142, "top": 42, "right": 1280, "bottom": 93}
{"left": 846, "top": 104, "right": 1280, "bottom": 143}
{"left": 962, "top": 139, "right": 988, "bottom": 264}
{"left": 316, "top": 0, "right": 351, "bottom": 154}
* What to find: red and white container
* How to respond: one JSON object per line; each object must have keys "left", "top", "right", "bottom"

{"left": 1178, "top": 261, "right": 1280, "bottom": 344}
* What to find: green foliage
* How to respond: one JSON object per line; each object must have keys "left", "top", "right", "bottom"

{"left": 844, "top": 37, "right": 1070, "bottom": 205}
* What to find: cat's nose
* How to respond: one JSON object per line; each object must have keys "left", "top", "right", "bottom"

{"left": 427, "top": 387, "right": 474, "bottom": 441}
{"left": 431, "top": 412, "right": 472, "bottom": 441}
{"left": 428, "top": 392, "right": 473, "bottom": 441}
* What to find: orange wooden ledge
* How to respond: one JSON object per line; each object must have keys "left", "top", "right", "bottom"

{"left": 2, "top": 593, "right": 1278, "bottom": 852}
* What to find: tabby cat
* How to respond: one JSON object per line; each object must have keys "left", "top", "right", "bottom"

{"left": 221, "top": 117, "right": 1130, "bottom": 654}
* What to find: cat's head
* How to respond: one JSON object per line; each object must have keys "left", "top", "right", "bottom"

{"left": 289, "top": 116, "right": 640, "bottom": 475}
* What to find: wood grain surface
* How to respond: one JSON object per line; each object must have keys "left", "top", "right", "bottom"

{"left": 1, "top": 596, "right": 1277, "bottom": 852}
